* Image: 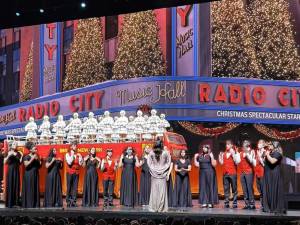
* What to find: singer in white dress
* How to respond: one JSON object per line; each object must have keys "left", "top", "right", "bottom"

{"left": 25, "top": 117, "right": 38, "bottom": 141}
{"left": 86, "top": 112, "right": 98, "bottom": 141}
{"left": 69, "top": 113, "right": 82, "bottom": 142}
{"left": 148, "top": 110, "right": 160, "bottom": 137}
{"left": 52, "top": 115, "right": 66, "bottom": 144}
{"left": 142, "top": 115, "right": 152, "bottom": 141}
{"left": 65, "top": 118, "right": 74, "bottom": 143}
{"left": 116, "top": 110, "right": 128, "bottom": 142}
{"left": 96, "top": 116, "right": 104, "bottom": 143}
{"left": 127, "top": 116, "right": 136, "bottom": 142}
{"left": 157, "top": 114, "right": 170, "bottom": 138}
{"left": 100, "top": 111, "right": 114, "bottom": 142}
{"left": 111, "top": 116, "right": 120, "bottom": 143}
{"left": 39, "top": 115, "right": 52, "bottom": 143}
{"left": 134, "top": 110, "right": 145, "bottom": 141}
{"left": 80, "top": 117, "right": 89, "bottom": 143}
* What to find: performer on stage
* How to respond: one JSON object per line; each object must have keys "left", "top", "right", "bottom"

{"left": 164, "top": 146, "right": 174, "bottom": 207}
{"left": 68, "top": 113, "right": 82, "bottom": 142}
{"left": 134, "top": 110, "right": 145, "bottom": 141}
{"left": 44, "top": 148, "right": 63, "bottom": 207}
{"left": 65, "top": 142, "right": 83, "bottom": 207}
{"left": 127, "top": 116, "right": 137, "bottom": 142}
{"left": 52, "top": 115, "right": 66, "bottom": 144}
{"left": 194, "top": 144, "right": 218, "bottom": 208}
{"left": 262, "top": 141, "right": 286, "bottom": 214}
{"left": 101, "top": 111, "right": 114, "bottom": 142}
{"left": 218, "top": 140, "right": 240, "bottom": 209}
{"left": 174, "top": 150, "right": 192, "bottom": 208}
{"left": 38, "top": 115, "right": 51, "bottom": 144}
{"left": 22, "top": 142, "right": 41, "bottom": 208}
{"left": 25, "top": 117, "right": 38, "bottom": 141}
{"left": 255, "top": 139, "right": 266, "bottom": 209}
{"left": 101, "top": 149, "right": 118, "bottom": 207}
{"left": 4, "top": 141, "right": 23, "bottom": 208}
{"left": 239, "top": 140, "right": 256, "bottom": 210}
{"left": 139, "top": 145, "right": 152, "bottom": 206}
{"left": 147, "top": 140, "right": 171, "bottom": 212}
{"left": 82, "top": 147, "right": 101, "bottom": 207}
{"left": 118, "top": 146, "right": 139, "bottom": 207}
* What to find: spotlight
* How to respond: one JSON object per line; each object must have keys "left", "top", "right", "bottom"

{"left": 80, "top": 2, "right": 86, "bottom": 8}
{"left": 15, "top": 12, "right": 21, "bottom": 16}
{"left": 39, "top": 8, "right": 44, "bottom": 13}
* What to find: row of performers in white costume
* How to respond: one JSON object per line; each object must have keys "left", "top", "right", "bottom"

{"left": 24, "top": 109, "right": 170, "bottom": 143}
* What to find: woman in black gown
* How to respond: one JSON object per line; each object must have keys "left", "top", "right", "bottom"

{"left": 4, "top": 141, "right": 23, "bottom": 208}
{"left": 82, "top": 147, "right": 101, "bottom": 207}
{"left": 22, "top": 142, "right": 41, "bottom": 208}
{"left": 194, "top": 144, "right": 219, "bottom": 208}
{"left": 262, "top": 141, "right": 286, "bottom": 214}
{"left": 119, "top": 147, "right": 139, "bottom": 207}
{"left": 139, "top": 145, "right": 151, "bottom": 206}
{"left": 173, "top": 150, "right": 192, "bottom": 207}
{"left": 44, "top": 148, "right": 63, "bottom": 207}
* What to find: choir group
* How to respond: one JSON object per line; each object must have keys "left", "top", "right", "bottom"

{"left": 4, "top": 138, "right": 285, "bottom": 214}
{"left": 24, "top": 109, "right": 170, "bottom": 144}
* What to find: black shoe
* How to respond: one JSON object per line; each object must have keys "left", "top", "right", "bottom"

{"left": 249, "top": 205, "right": 256, "bottom": 210}
{"left": 224, "top": 204, "right": 230, "bottom": 208}
{"left": 243, "top": 205, "right": 249, "bottom": 210}
{"left": 232, "top": 205, "right": 238, "bottom": 209}
{"left": 109, "top": 202, "right": 114, "bottom": 207}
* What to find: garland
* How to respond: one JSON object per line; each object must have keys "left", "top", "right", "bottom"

{"left": 178, "top": 121, "right": 240, "bottom": 137}
{"left": 253, "top": 124, "right": 300, "bottom": 140}
{"left": 178, "top": 122, "right": 300, "bottom": 140}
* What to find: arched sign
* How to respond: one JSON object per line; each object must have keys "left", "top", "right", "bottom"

{"left": 1, "top": 76, "right": 300, "bottom": 138}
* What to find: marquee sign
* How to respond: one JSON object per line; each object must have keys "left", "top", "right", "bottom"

{"left": 39, "top": 23, "right": 61, "bottom": 96}
{"left": 171, "top": 3, "right": 211, "bottom": 76}
{"left": 2, "top": 76, "right": 300, "bottom": 138}
{"left": 173, "top": 5, "right": 198, "bottom": 76}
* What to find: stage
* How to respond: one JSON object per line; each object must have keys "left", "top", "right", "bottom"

{"left": 0, "top": 200, "right": 299, "bottom": 224}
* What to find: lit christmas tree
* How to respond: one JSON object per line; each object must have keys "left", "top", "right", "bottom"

{"left": 19, "top": 41, "right": 33, "bottom": 102}
{"left": 112, "top": 10, "right": 166, "bottom": 80}
{"left": 63, "top": 18, "right": 107, "bottom": 91}
{"left": 211, "top": 0, "right": 261, "bottom": 78}
{"left": 247, "top": 0, "right": 300, "bottom": 80}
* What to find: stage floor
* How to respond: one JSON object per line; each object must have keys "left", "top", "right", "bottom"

{"left": 0, "top": 200, "right": 299, "bottom": 221}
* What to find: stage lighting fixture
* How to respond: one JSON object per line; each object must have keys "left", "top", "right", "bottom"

{"left": 39, "top": 9, "right": 44, "bottom": 13}
{"left": 15, "top": 12, "right": 21, "bottom": 16}
{"left": 80, "top": 2, "right": 86, "bottom": 8}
